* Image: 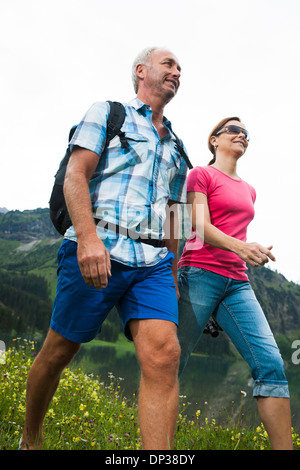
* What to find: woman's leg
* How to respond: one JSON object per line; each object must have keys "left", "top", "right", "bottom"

{"left": 177, "top": 267, "right": 226, "bottom": 376}
{"left": 216, "top": 280, "right": 293, "bottom": 450}
{"left": 257, "top": 397, "right": 293, "bottom": 449}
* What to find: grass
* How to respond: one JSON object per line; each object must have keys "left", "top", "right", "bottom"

{"left": 1, "top": 339, "right": 300, "bottom": 450}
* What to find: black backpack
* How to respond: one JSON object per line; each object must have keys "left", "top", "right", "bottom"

{"left": 49, "top": 101, "right": 192, "bottom": 236}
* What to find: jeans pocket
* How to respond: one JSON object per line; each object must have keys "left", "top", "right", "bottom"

{"left": 181, "top": 266, "right": 205, "bottom": 277}
{"left": 178, "top": 266, "right": 206, "bottom": 286}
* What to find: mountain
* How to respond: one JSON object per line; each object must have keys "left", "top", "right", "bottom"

{"left": 247, "top": 265, "right": 300, "bottom": 335}
{"left": 0, "top": 208, "right": 300, "bottom": 347}
{"left": 0, "top": 208, "right": 61, "bottom": 242}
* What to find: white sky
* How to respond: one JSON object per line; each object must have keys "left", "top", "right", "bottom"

{"left": 1, "top": 0, "right": 300, "bottom": 283}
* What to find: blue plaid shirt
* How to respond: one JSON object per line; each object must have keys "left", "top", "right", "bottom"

{"left": 65, "top": 98, "right": 188, "bottom": 267}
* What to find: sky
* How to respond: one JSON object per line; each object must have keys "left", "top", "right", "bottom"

{"left": 1, "top": 0, "right": 300, "bottom": 283}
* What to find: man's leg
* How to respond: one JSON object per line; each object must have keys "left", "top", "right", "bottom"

{"left": 129, "top": 319, "right": 180, "bottom": 450}
{"left": 21, "top": 328, "right": 80, "bottom": 449}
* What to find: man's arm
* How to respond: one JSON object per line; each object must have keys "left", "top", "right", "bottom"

{"left": 164, "top": 200, "right": 180, "bottom": 298}
{"left": 63, "top": 146, "right": 111, "bottom": 289}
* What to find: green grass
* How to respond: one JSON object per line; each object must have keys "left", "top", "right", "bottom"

{"left": 1, "top": 339, "right": 300, "bottom": 450}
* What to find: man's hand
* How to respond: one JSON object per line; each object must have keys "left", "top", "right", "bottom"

{"left": 77, "top": 235, "right": 111, "bottom": 289}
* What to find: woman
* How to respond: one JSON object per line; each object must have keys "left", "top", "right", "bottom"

{"left": 177, "top": 117, "right": 293, "bottom": 450}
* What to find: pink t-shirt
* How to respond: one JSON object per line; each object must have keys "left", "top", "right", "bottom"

{"left": 178, "top": 166, "right": 256, "bottom": 281}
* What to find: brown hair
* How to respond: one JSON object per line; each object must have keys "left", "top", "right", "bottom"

{"left": 207, "top": 116, "right": 241, "bottom": 165}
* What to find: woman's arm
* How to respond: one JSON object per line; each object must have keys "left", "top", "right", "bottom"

{"left": 188, "top": 191, "right": 275, "bottom": 267}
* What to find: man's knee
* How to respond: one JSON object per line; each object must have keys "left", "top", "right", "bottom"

{"left": 130, "top": 319, "right": 180, "bottom": 376}
{"left": 47, "top": 346, "right": 78, "bottom": 372}
{"left": 139, "top": 336, "right": 181, "bottom": 377}
{"left": 38, "top": 329, "right": 80, "bottom": 373}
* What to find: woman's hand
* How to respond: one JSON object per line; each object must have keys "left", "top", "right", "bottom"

{"left": 234, "top": 241, "right": 276, "bottom": 267}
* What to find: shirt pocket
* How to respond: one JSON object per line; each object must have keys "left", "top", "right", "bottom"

{"left": 167, "top": 152, "right": 181, "bottom": 173}
{"left": 123, "top": 132, "right": 149, "bottom": 165}
{"left": 107, "top": 132, "right": 149, "bottom": 169}
{"left": 158, "top": 148, "right": 181, "bottom": 189}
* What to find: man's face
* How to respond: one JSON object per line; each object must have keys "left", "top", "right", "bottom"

{"left": 142, "top": 49, "right": 181, "bottom": 102}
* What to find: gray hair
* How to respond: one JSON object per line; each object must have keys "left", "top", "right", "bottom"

{"left": 132, "top": 47, "right": 159, "bottom": 93}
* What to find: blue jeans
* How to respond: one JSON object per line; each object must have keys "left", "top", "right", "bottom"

{"left": 177, "top": 266, "right": 289, "bottom": 398}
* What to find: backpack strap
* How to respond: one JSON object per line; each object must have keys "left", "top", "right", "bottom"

{"left": 106, "top": 101, "right": 127, "bottom": 148}
{"left": 68, "top": 125, "right": 78, "bottom": 143}
{"left": 173, "top": 132, "right": 193, "bottom": 169}
{"left": 67, "top": 102, "right": 125, "bottom": 146}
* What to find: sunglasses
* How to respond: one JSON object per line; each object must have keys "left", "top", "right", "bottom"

{"left": 216, "top": 125, "right": 250, "bottom": 142}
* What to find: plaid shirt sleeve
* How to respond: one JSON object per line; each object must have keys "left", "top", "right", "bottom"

{"left": 69, "top": 101, "right": 110, "bottom": 156}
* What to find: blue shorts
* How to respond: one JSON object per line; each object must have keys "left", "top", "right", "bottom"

{"left": 50, "top": 240, "right": 178, "bottom": 343}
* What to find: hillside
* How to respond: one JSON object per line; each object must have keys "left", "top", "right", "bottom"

{"left": 0, "top": 208, "right": 300, "bottom": 344}
{"left": 247, "top": 265, "right": 300, "bottom": 335}
{"left": 0, "top": 208, "right": 61, "bottom": 242}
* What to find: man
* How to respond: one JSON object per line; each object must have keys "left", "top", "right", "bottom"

{"left": 20, "top": 47, "right": 187, "bottom": 450}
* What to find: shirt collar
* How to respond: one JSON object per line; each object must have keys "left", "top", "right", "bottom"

{"left": 127, "top": 98, "right": 175, "bottom": 140}
{"left": 128, "top": 97, "right": 148, "bottom": 112}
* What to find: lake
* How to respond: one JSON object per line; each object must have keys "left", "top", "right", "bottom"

{"left": 72, "top": 340, "right": 300, "bottom": 429}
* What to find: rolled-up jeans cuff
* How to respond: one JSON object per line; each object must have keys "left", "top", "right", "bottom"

{"left": 253, "top": 382, "right": 290, "bottom": 398}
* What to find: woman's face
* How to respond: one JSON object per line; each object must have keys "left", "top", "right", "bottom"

{"left": 212, "top": 120, "right": 249, "bottom": 156}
